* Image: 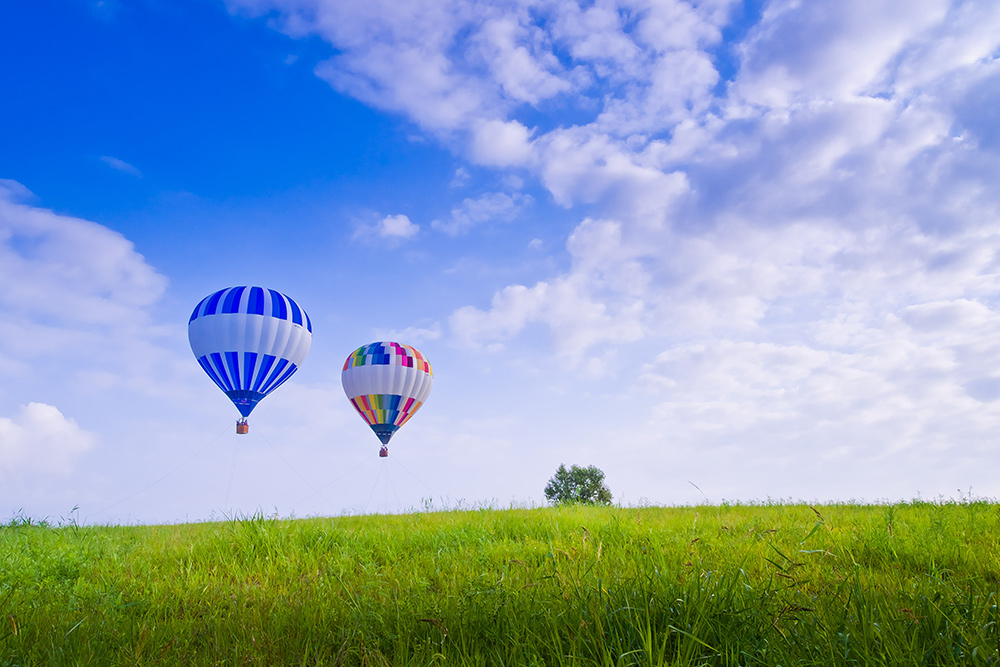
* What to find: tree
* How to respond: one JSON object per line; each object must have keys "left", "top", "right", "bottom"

{"left": 544, "top": 464, "right": 612, "bottom": 506}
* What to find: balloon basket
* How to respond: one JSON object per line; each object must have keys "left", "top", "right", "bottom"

{"left": 379, "top": 446, "right": 389, "bottom": 458}
{"left": 236, "top": 419, "right": 249, "bottom": 435}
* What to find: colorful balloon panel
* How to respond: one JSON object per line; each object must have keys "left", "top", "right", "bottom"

{"left": 342, "top": 342, "right": 433, "bottom": 445}
{"left": 189, "top": 286, "right": 312, "bottom": 417}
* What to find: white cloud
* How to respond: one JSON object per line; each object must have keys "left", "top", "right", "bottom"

{"left": 0, "top": 403, "right": 96, "bottom": 477}
{"left": 432, "top": 191, "right": 532, "bottom": 235}
{"left": 0, "top": 181, "right": 167, "bottom": 329}
{"left": 732, "top": 0, "right": 949, "bottom": 106}
{"left": 469, "top": 119, "right": 533, "bottom": 167}
{"left": 0, "top": 181, "right": 181, "bottom": 408}
{"left": 233, "top": 3, "right": 1000, "bottom": 363}
{"left": 228, "top": 0, "right": 1000, "bottom": 501}
{"left": 631, "top": 0, "right": 730, "bottom": 51}
{"left": 891, "top": 2, "right": 1000, "bottom": 95}
{"left": 239, "top": 0, "right": 499, "bottom": 133}
{"left": 897, "top": 299, "right": 994, "bottom": 333}
{"left": 595, "top": 48, "right": 719, "bottom": 135}
{"left": 548, "top": 0, "right": 644, "bottom": 79}
{"left": 371, "top": 322, "right": 442, "bottom": 346}
{"left": 450, "top": 218, "right": 647, "bottom": 362}
{"left": 475, "top": 16, "right": 571, "bottom": 105}
{"left": 450, "top": 167, "right": 471, "bottom": 188}
{"left": 353, "top": 213, "right": 420, "bottom": 244}
{"left": 536, "top": 126, "right": 691, "bottom": 219}
{"left": 100, "top": 155, "right": 142, "bottom": 177}
{"left": 377, "top": 213, "right": 419, "bottom": 239}
{"left": 228, "top": 0, "right": 728, "bottom": 156}
{"left": 631, "top": 330, "right": 1000, "bottom": 494}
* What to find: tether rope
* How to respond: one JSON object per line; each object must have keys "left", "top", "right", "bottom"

{"left": 224, "top": 432, "right": 240, "bottom": 509}
{"left": 88, "top": 421, "right": 233, "bottom": 522}
{"left": 287, "top": 450, "right": 378, "bottom": 512}
{"left": 252, "top": 424, "right": 337, "bottom": 510}
{"left": 385, "top": 460, "right": 402, "bottom": 510}
{"left": 364, "top": 462, "right": 385, "bottom": 513}
{"left": 390, "top": 452, "right": 436, "bottom": 497}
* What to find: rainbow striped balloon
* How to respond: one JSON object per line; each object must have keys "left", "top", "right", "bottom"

{"left": 342, "top": 341, "right": 433, "bottom": 446}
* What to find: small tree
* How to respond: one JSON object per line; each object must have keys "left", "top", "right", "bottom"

{"left": 544, "top": 464, "right": 612, "bottom": 506}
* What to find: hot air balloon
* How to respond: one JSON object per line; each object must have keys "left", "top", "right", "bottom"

{"left": 342, "top": 341, "right": 433, "bottom": 456}
{"left": 189, "top": 286, "right": 312, "bottom": 433}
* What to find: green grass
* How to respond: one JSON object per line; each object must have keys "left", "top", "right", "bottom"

{"left": 2, "top": 501, "right": 1000, "bottom": 665}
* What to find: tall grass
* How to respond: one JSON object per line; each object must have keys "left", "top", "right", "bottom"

{"left": 2, "top": 501, "right": 999, "bottom": 665}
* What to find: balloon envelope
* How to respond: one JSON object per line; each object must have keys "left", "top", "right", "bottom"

{"left": 189, "top": 286, "right": 312, "bottom": 417}
{"left": 342, "top": 341, "right": 433, "bottom": 445}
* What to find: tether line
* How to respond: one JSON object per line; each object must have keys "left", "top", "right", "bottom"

{"left": 385, "top": 460, "right": 402, "bottom": 511}
{"left": 88, "top": 422, "right": 233, "bottom": 522}
{"left": 224, "top": 432, "right": 240, "bottom": 509}
{"left": 390, "top": 452, "right": 436, "bottom": 497}
{"left": 288, "top": 451, "right": 378, "bottom": 512}
{"left": 252, "top": 424, "right": 338, "bottom": 510}
{"left": 365, "top": 463, "right": 385, "bottom": 513}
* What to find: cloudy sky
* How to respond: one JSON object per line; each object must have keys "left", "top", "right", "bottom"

{"left": 2, "top": 0, "right": 999, "bottom": 524}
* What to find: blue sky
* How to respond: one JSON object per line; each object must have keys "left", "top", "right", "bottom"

{"left": 2, "top": 0, "right": 1000, "bottom": 524}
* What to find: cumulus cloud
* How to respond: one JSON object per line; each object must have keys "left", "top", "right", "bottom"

{"left": 536, "top": 126, "right": 691, "bottom": 218}
{"left": 232, "top": 0, "right": 1000, "bottom": 498}
{"left": 100, "top": 155, "right": 142, "bottom": 177}
{"left": 474, "top": 15, "right": 571, "bottom": 105}
{"left": 897, "top": 299, "right": 995, "bottom": 333}
{"left": 228, "top": 0, "right": 729, "bottom": 150}
{"left": 372, "top": 322, "right": 442, "bottom": 346}
{"left": 0, "top": 180, "right": 175, "bottom": 402}
{"left": 450, "top": 218, "right": 647, "bottom": 363}
{"left": 431, "top": 191, "right": 532, "bottom": 235}
{"left": 247, "top": 0, "right": 500, "bottom": 132}
{"left": 731, "top": 0, "right": 947, "bottom": 107}
{"left": 0, "top": 403, "right": 96, "bottom": 477}
{"left": 377, "top": 213, "right": 419, "bottom": 239}
{"left": 631, "top": 329, "right": 1000, "bottom": 495}
{"left": 0, "top": 182, "right": 167, "bottom": 330}
{"left": 469, "top": 119, "right": 534, "bottom": 167}
{"left": 353, "top": 213, "right": 420, "bottom": 244}
{"left": 450, "top": 167, "right": 471, "bottom": 188}
{"left": 242, "top": 0, "right": 1000, "bottom": 359}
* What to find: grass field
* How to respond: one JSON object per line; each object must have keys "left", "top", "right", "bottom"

{"left": 2, "top": 500, "right": 999, "bottom": 665}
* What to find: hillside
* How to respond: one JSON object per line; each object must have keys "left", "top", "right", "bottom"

{"left": 2, "top": 502, "right": 999, "bottom": 665}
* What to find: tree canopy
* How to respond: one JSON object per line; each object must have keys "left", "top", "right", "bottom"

{"left": 544, "top": 464, "right": 612, "bottom": 506}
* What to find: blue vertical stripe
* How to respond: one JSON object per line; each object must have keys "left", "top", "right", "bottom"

{"left": 243, "top": 352, "right": 258, "bottom": 390}
{"left": 288, "top": 298, "right": 303, "bottom": 326}
{"left": 204, "top": 289, "right": 225, "bottom": 316}
{"left": 225, "top": 351, "right": 241, "bottom": 389}
{"left": 191, "top": 286, "right": 311, "bottom": 417}
{"left": 209, "top": 353, "right": 234, "bottom": 391}
{"left": 268, "top": 289, "right": 287, "bottom": 320}
{"left": 252, "top": 354, "right": 276, "bottom": 392}
{"left": 260, "top": 358, "right": 290, "bottom": 394}
{"left": 191, "top": 286, "right": 308, "bottom": 321}
{"left": 197, "top": 356, "right": 228, "bottom": 392}
{"left": 190, "top": 295, "right": 210, "bottom": 323}
{"left": 266, "top": 363, "right": 299, "bottom": 394}
{"left": 247, "top": 287, "right": 265, "bottom": 315}
{"left": 222, "top": 286, "right": 246, "bottom": 314}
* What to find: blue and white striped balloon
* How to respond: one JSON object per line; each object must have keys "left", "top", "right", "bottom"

{"left": 188, "top": 286, "right": 312, "bottom": 418}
